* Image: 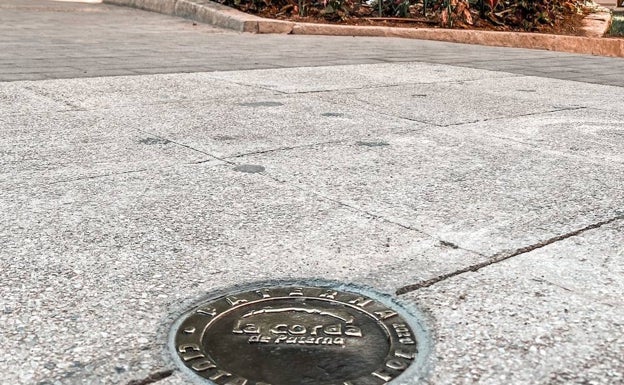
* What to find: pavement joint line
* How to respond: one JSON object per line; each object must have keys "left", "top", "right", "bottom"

{"left": 47, "top": 168, "right": 149, "bottom": 185}
{"left": 327, "top": 81, "right": 569, "bottom": 129}
{"left": 257, "top": 72, "right": 525, "bottom": 96}
{"left": 202, "top": 77, "right": 288, "bottom": 94}
{"left": 395, "top": 214, "right": 624, "bottom": 296}
{"left": 89, "top": 97, "right": 250, "bottom": 112}
{"left": 5, "top": 60, "right": 620, "bottom": 86}
{"left": 585, "top": 105, "right": 624, "bottom": 114}
{"left": 478, "top": 133, "right": 624, "bottom": 166}
{"left": 133, "top": 128, "right": 236, "bottom": 164}
{"left": 190, "top": 159, "right": 220, "bottom": 165}
{"left": 441, "top": 106, "right": 588, "bottom": 128}
{"left": 361, "top": 216, "right": 486, "bottom": 257}
{"left": 531, "top": 277, "right": 573, "bottom": 292}
{"left": 224, "top": 139, "right": 347, "bottom": 159}
{"left": 125, "top": 369, "right": 175, "bottom": 385}
{"left": 532, "top": 274, "right": 624, "bottom": 308}
{"left": 331, "top": 95, "right": 437, "bottom": 127}
{"left": 371, "top": 110, "right": 435, "bottom": 127}
{"left": 2, "top": 107, "right": 88, "bottom": 117}
{"left": 275, "top": 83, "right": 409, "bottom": 95}
{"left": 59, "top": 105, "right": 225, "bottom": 177}
{"left": 24, "top": 84, "right": 84, "bottom": 110}
{"left": 261, "top": 170, "right": 487, "bottom": 258}
{"left": 0, "top": 71, "right": 154, "bottom": 83}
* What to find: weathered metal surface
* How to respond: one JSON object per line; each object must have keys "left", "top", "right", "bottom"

{"left": 173, "top": 286, "right": 419, "bottom": 385}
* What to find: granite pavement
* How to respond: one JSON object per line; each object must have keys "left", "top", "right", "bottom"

{"left": 1, "top": 1, "right": 623, "bottom": 385}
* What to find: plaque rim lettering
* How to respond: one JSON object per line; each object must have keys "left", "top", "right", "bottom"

{"left": 167, "top": 281, "right": 431, "bottom": 385}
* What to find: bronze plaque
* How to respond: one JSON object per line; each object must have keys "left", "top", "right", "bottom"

{"left": 172, "top": 286, "right": 421, "bottom": 385}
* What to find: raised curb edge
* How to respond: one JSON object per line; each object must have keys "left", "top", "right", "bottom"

{"left": 103, "top": 0, "right": 623, "bottom": 57}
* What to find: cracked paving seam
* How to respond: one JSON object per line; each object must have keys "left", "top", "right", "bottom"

{"left": 442, "top": 106, "right": 586, "bottom": 127}
{"left": 224, "top": 139, "right": 346, "bottom": 159}
{"left": 126, "top": 369, "right": 174, "bottom": 385}
{"left": 395, "top": 214, "right": 624, "bottom": 295}
{"left": 260, "top": 171, "right": 485, "bottom": 258}
{"left": 48, "top": 168, "right": 148, "bottom": 185}
{"left": 136, "top": 129, "right": 234, "bottom": 165}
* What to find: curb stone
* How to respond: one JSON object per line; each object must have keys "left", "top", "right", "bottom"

{"left": 582, "top": 10, "right": 613, "bottom": 37}
{"left": 103, "top": 0, "right": 295, "bottom": 32}
{"left": 104, "top": 0, "right": 623, "bottom": 57}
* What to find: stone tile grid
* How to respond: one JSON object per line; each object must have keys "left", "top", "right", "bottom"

{"left": 1, "top": 3, "right": 623, "bottom": 384}
{"left": 0, "top": 161, "right": 483, "bottom": 385}
{"left": 0, "top": 109, "right": 212, "bottom": 189}
{"left": 234, "top": 127, "right": 624, "bottom": 255}
{"left": 442, "top": 107, "right": 624, "bottom": 164}
{"left": 4, "top": 67, "right": 620, "bottom": 255}
{"left": 7, "top": 63, "right": 565, "bottom": 170}
{"left": 88, "top": 92, "right": 425, "bottom": 160}
{"left": 203, "top": 62, "right": 521, "bottom": 94}
{"left": 316, "top": 81, "right": 566, "bottom": 127}
{"left": 404, "top": 219, "right": 624, "bottom": 385}
{"left": 311, "top": 72, "right": 624, "bottom": 125}
{"left": 17, "top": 72, "right": 279, "bottom": 111}
{"left": 0, "top": 82, "right": 70, "bottom": 115}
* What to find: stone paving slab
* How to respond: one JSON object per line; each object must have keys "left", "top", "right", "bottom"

{"left": 237, "top": 129, "right": 624, "bottom": 256}
{"left": 23, "top": 73, "right": 274, "bottom": 110}
{"left": 203, "top": 65, "right": 624, "bottom": 125}
{"left": 204, "top": 63, "right": 519, "bottom": 94}
{"left": 0, "top": 110, "right": 207, "bottom": 188}
{"left": 103, "top": 98, "right": 416, "bottom": 159}
{"left": 323, "top": 82, "right": 561, "bottom": 126}
{"left": 455, "top": 75, "right": 624, "bottom": 113}
{"left": 0, "top": 162, "right": 481, "bottom": 385}
{"left": 405, "top": 219, "right": 624, "bottom": 385}
{"left": 454, "top": 108, "right": 624, "bottom": 163}
{"left": 0, "top": 82, "right": 70, "bottom": 115}
{"left": 2, "top": 3, "right": 624, "bottom": 384}
{"left": 2, "top": 60, "right": 624, "bottom": 385}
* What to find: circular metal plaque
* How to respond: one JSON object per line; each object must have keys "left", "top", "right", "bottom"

{"left": 171, "top": 285, "right": 422, "bottom": 385}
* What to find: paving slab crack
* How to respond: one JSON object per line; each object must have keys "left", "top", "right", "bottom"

{"left": 284, "top": 83, "right": 410, "bottom": 95}
{"left": 478, "top": 132, "right": 624, "bottom": 166}
{"left": 126, "top": 369, "right": 174, "bottom": 385}
{"left": 531, "top": 277, "right": 573, "bottom": 292}
{"left": 210, "top": 72, "right": 521, "bottom": 96}
{"left": 135, "top": 130, "right": 235, "bottom": 165}
{"left": 23, "top": 85, "right": 85, "bottom": 111}
{"left": 204, "top": 77, "right": 289, "bottom": 94}
{"left": 395, "top": 214, "right": 624, "bottom": 295}
{"left": 343, "top": 96, "right": 585, "bottom": 129}
{"left": 441, "top": 106, "right": 587, "bottom": 127}
{"left": 224, "top": 139, "right": 346, "bottom": 159}
{"left": 262, "top": 171, "right": 485, "bottom": 257}
{"left": 332, "top": 94, "right": 435, "bottom": 126}
{"left": 48, "top": 168, "right": 148, "bottom": 185}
